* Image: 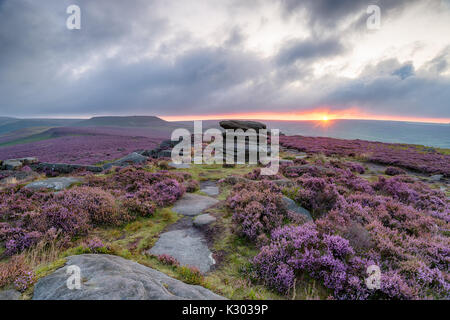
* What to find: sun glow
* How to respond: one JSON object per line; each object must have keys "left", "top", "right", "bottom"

{"left": 160, "top": 109, "right": 450, "bottom": 124}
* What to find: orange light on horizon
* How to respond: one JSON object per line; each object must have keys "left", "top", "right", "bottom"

{"left": 160, "top": 109, "right": 450, "bottom": 124}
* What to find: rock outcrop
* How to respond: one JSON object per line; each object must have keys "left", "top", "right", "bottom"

{"left": 25, "top": 177, "right": 82, "bottom": 191}
{"left": 103, "top": 152, "right": 148, "bottom": 169}
{"left": 1, "top": 157, "right": 39, "bottom": 171}
{"left": 219, "top": 120, "right": 267, "bottom": 131}
{"left": 33, "top": 254, "right": 225, "bottom": 300}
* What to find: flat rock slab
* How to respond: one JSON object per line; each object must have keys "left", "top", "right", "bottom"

{"left": 200, "top": 181, "right": 219, "bottom": 196}
{"left": 33, "top": 254, "right": 224, "bottom": 300}
{"left": 172, "top": 193, "right": 219, "bottom": 216}
{"left": 168, "top": 162, "right": 191, "bottom": 169}
{"left": 282, "top": 196, "right": 312, "bottom": 221}
{"left": 25, "top": 177, "right": 82, "bottom": 191}
{"left": 148, "top": 229, "right": 215, "bottom": 273}
{"left": 193, "top": 214, "right": 217, "bottom": 227}
{"left": 0, "top": 289, "right": 21, "bottom": 300}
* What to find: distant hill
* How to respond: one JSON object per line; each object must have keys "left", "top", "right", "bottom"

{"left": 0, "top": 119, "right": 81, "bottom": 135}
{"left": 76, "top": 116, "right": 172, "bottom": 128}
{"left": 0, "top": 117, "right": 17, "bottom": 127}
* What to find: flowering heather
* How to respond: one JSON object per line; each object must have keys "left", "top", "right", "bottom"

{"left": 13, "top": 270, "right": 35, "bottom": 292}
{"left": 0, "top": 166, "right": 187, "bottom": 256}
{"left": 245, "top": 158, "right": 450, "bottom": 299}
{"left": 245, "top": 168, "right": 284, "bottom": 180}
{"left": 184, "top": 179, "right": 200, "bottom": 192}
{"left": 0, "top": 130, "right": 163, "bottom": 165}
{"left": 280, "top": 135, "right": 450, "bottom": 177}
{"left": 227, "top": 181, "right": 288, "bottom": 240}
{"left": 155, "top": 254, "right": 180, "bottom": 267}
{"left": 385, "top": 166, "right": 406, "bottom": 176}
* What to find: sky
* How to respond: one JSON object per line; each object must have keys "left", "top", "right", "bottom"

{"left": 0, "top": 0, "right": 449, "bottom": 123}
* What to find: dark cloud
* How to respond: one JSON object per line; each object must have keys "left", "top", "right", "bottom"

{"left": 0, "top": 0, "right": 449, "bottom": 120}
{"left": 276, "top": 37, "right": 346, "bottom": 66}
{"left": 277, "top": 0, "right": 421, "bottom": 30}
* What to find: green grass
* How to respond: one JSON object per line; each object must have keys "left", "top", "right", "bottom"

{"left": 180, "top": 163, "right": 255, "bottom": 181}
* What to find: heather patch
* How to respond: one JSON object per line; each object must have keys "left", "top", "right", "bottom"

{"left": 280, "top": 135, "right": 450, "bottom": 176}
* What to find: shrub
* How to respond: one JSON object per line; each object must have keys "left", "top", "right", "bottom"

{"left": 56, "top": 187, "right": 126, "bottom": 226}
{"left": 185, "top": 180, "right": 200, "bottom": 192}
{"left": 0, "top": 255, "right": 34, "bottom": 292}
{"left": 178, "top": 266, "right": 203, "bottom": 285}
{"left": 227, "top": 181, "right": 288, "bottom": 241}
{"left": 385, "top": 167, "right": 406, "bottom": 176}
{"left": 156, "top": 254, "right": 180, "bottom": 267}
{"left": 294, "top": 177, "right": 343, "bottom": 218}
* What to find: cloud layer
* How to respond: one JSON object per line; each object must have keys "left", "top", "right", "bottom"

{"left": 0, "top": 0, "right": 449, "bottom": 120}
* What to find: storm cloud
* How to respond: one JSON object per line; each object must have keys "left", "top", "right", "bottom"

{"left": 0, "top": 0, "right": 449, "bottom": 120}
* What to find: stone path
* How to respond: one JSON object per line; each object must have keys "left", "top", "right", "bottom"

{"left": 148, "top": 189, "right": 219, "bottom": 273}
{"left": 172, "top": 193, "right": 219, "bottom": 216}
{"left": 200, "top": 180, "right": 219, "bottom": 196}
{"left": 148, "top": 228, "right": 215, "bottom": 273}
{"left": 33, "top": 254, "right": 225, "bottom": 300}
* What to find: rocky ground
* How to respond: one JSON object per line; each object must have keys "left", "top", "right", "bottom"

{"left": 0, "top": 121, "right": 448, "bottom": 300}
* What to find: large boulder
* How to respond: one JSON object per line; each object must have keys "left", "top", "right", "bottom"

{"left": 219, "top": 120, "right": 266, "bottom": 131}
{"left": 33, "top": 254, "right": 225, "bottom": 300}
{"left": 1, "top": 160, "right": 23, "bottom": 170}
{"left": 1, "top": 157, "right": 39, "bottom": 171}
{"left": 25, "top": 177, "right": 82, "bottom": 191}
{"left": 148, "top": 228, "right": 215, "bottom": 273}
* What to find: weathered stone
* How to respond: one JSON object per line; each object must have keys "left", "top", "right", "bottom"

{"left": 168, "top": 162, "right": 191, "bottom": 169}
{"left": 1, "top": 160, "right": 23, "bottom": 170}
{"left": 172, "top": 193, "right": 219, "bottom": 216}
{"left": 219, "top": 120, "right": 266, "bottom": 131}
{"left": 148, "top": 229, "right": 215, "bottom": 273}
{"left": 0, "top": 289, "right": 21, "bottom": 300}
{"left": 429, "top": 174, "right": 443, "bottom": 182}
{"left": 200, "top": 181, "right": 219, "bottom": 196}
{"left": 193, "top": 214, "right": 217, "bottom": 227}
{"left": 33, "top": 254, "right": 224, "bottom": 300}
{"left": 25, "top": 177, "right": 82, "bottom": 191}
{"left": 282, "top": 196, "right": 312, "bottom": 220}
{"left": 16, "top": 157, "right": 39, "bottom": 165}
{"left": 103, "top": 152, "right": 148, "bottom": 169}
